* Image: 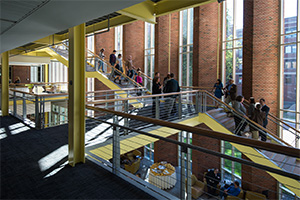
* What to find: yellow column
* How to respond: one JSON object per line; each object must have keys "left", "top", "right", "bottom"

{"left": 68, "top": 23, "right": 86, "bottom": 166}
{"left": 1, "top": 52, "right": 9, "bottom": 116}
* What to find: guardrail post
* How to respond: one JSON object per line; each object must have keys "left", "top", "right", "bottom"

{"left": 35, "top": 96, "right": 41, "bottom": 129}
{"left": 40, "top": 97, "right": 45, "bottom": 129}
{"left": 13, "top": 91, "right": 17, "bottom": 116}
{"left": 196, "top": 92, "right": 201, "bottom": 113}
{"left": 186, "top": 132, "right": 192, "bottom": 200}
{"left": 178, "top": 94, "right": 182, "bottom": 119}
{"left": 179, "top": 132, "right": 185, "bottom": 200}
{"left": 155, "top": 97, "right": 160, "bottom": 119}
{"left": 112, "top": 115, "right": 120, "bottom": 175}
{"left": 124, "top": 100, "right": 129, "bottom": 135}
{"left": 203, "top": 92, "right": 207, "bottom": 113}
{"left": 22, "top": 93, "right": 26, "bottom": 120}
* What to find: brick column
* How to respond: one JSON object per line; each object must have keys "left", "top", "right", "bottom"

{"left": 155, "top": 13, "right": 179, "bottom": 80}
{"left": 193, "top": 2, "right": 221, "bottom": 88}
{"left": 242, "top": 155, "right": 277, "bottom": 199}
{"left": 192, "top": 124, "right": 220, "bottom": 180}
{"left": 123, "top": 21, "right": 145, "bottom": 71}
{"left": 154, "top": 134, "right": 178, "bottom": 166}
{"left": 242, "top": 0, "right": 280, "bottom": 120}
{"left": 94, "top": 29, "right": 115, "bottom": 93}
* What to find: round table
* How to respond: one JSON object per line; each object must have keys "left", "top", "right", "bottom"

{"left": 148, "top": 162, "right": 177, "bottom": 189}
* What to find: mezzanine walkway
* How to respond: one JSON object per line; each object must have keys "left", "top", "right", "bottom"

{"left": 0, "top": 115, "right": 154, "bottom": 199}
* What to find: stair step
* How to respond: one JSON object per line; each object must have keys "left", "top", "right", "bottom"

{"left": 220, "top": 117, "right": 234, "bottom": 126}
{"left": 213, "top": 112, "right": 228, "bottom": 121}
{"left": 281, "top": 157, "right": 295, "bottom": 172}
{"left": 262, "top": 150, "right": 274, "bottom": 158}
{"left": 206, "top": 108, "right": 224, "bottom": 115}
{"left": 273, "top": 153, "right": 286, "bottom": 166}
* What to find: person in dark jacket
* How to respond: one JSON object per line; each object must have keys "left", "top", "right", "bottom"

{"left": 252, "top": 104, "right": 267, "bottom": 141}
{"left": 152, "top": 76, "right": 162, "bottom": 117}
{"left": 260, "top": 98, "right": 270, "bottom": 128}
{"left": 224, "top": 79, "right": 237, "bottom": 105}
{"left": 164, "top": 73, "right": 180, "bottom": 117}
{"left": 205, "top": 168, "right": 221, "bottom": 196}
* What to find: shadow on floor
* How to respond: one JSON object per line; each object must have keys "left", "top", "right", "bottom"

{"left": 0, "top": 116, "right": 154, "bottom": 199}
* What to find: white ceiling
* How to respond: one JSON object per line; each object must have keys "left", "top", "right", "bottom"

{"left": 0, "top": 0, "right": 144, "bottom": 54}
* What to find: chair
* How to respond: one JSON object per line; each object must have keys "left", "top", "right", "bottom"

{"left": 226, "top": 190, "right": 244, "bottom": 200}
{"left": 245, "top": 191, "right": 266, "bottom": 200}
{"left": 124, "top": 159, "right": 141, "bottom": 174}
{"left": 124, "top": 150, "right": 142, "bottom": 174}
{"left": 186, "top": 174, "right": 205, "bottom": 199}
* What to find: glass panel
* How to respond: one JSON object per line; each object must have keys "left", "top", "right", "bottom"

{"left": 226, "top": 0, "right": 234, "bottom": 40}
{"left": 183, "top": 46, "right": 187, "bottom": 53}
{"left": 225, "top": 49, "right": 233, "bottom": 82}
{"left": 226, "top": 41, "right": 233, "bottom": 49}
{"left": 235, "top": 48, "right": 243, "bottom": 95}
{"left": 282, "top": 0, "right": 297, "bottom": 34}
{"left": 182, "top": 10, "right": 188, "bottom": 45}
{"left": 284, "top": 33, "right": 297, "bottom": 43}
{"left": 234, "top": 0, "right": 243, "bottom": 38}
{"left": 147, "top": 23, "right": 151, "bottom": 48}
{"left": 235, "top": 39, "right": 243, "bottom": 48}
{"left": 151, "top": 56, "right": 155, "bottom": 77}
{"left": 189, "top": 8, "right": 194, "bottom": 44}
{"left": 189, "top": 52, "right": 193, "bottom": 86}
{"left": 182, "top": 54, "right": 187, "bottom": 86}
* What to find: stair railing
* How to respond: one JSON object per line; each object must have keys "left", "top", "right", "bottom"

{"left": 198, "top": 90, "right": 292, "bottom": 147}
{"left": 86, "top": 49, "right": 151, "bottom": 93}
{"left": 243, "top": 99, "right": 300, "bottom": 148}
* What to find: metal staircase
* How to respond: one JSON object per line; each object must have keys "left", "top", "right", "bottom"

{"left": 198, "top": 90, "right": 300, "bottom": 196}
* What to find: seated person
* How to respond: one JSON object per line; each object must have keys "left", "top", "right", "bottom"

{"left": 220, "top": 181, "right": 241, "bottom": 199}
{"left": 205, "top": 168, "right": 221, "bottom": 196}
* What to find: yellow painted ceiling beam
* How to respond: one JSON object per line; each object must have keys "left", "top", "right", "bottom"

{"left": 155, "top": 0, "right": 217, "bottom": 17}
{"left": 59, "top": 15, "right": 137, "bottom": 41}
{"left": 117, "top": 0, "right": 156, "bottom": 24}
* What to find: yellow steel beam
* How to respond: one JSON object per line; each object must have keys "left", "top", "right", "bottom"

{"left": 1, "top": 52, "right": 9, "bottom": 116}
{"left": 68, "top": 23, "right": 86, "bottom": 167}
{"left": 43, "top": 47, "right": 68, "bottom": 66}
{"left": 117, "top": 0, "right": 156, "bottom": 24}
{"left": 155, "top": 0, "right": 217, "bottom": 17}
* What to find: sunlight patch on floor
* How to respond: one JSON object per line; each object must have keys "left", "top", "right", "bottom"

{"left": 38, "top": 144, "right": 68, "bottom": 172}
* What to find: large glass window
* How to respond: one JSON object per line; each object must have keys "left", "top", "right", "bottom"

{"left": 48, "top": 61, "right": 68, "bottom": 83}
{"left": 280, "top": 0, "right": 300, "bottom": 150}
{"left": 221, "top": 141, "right": 241, "bottom": 184}
{"left": 144, "top": 22, "right": 155, "bottom": 90}
{"left": 144, "top": 142, "right": 154, "bottom": 162}
{"left": 179, "top": 8, "right": 193, "bottom": 86}
{"left": 30, "top": 65, "right": 44, "bottom": 83}
{"left": 222, "top": 0, "right": 244, "bottom": 95}
{"left": 115, "top": 25, "right": 123, "bottom": 55}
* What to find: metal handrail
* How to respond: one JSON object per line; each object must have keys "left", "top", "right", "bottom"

{"left": 199, "top": 90, "right": 292, "bottom": 147}
{"left": 87, "top": 90, "right": 198, "bottom": 104}
{"left": 243, "top": 99, "right": 300, "bottom": 135}
{"left": 85, "top": 49, "right": 148, "bottom": 92}
{"left": 86, "top": 105, "right": 300, "bottom": 158}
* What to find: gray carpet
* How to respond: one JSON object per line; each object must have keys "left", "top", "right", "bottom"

{"left": 0, "top": 115, "right": 155, "bottom": 199}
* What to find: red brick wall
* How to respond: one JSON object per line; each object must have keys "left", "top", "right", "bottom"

{"left": 242, "top": 155, "right": 277, "bottom": 199}
{"left": 155, "top": 13, "right": 179, "bottom": 80}
{"left": 193, "top": 3, "right": 220, "bottom": 88}
{"left": 94, "top": 29, "right": 115, "bottom": 61}
{"left": 242, "top": 0, "right": 280, "bottom": 122}
{"left": 94, "top": 29, "right": 115, "bottom": 94}
{"left": 12, "top": 66, "right": 30, "bottom": 83}
{"left": 192, "top": 123, "right": 220, "bottom": 180}
{"left": 123, "top": 21, "right": 145, "bottom": 71}
{"left": 154, "top": 134, "right": 178, "bottom": 166}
